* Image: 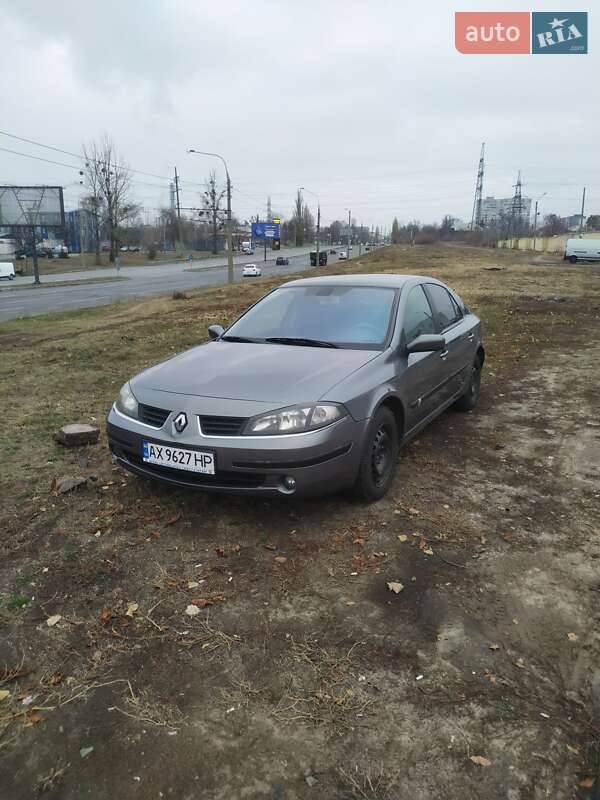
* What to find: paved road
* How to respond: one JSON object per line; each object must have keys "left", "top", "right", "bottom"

{"left": 0, "top": 246, "right": 367, "bottom": 322}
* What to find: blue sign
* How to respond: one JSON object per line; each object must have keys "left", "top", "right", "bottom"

{"left": 532, "top": 12, "right": 587, "bottom": 54}
{"left": 251, "top": 222, "right": 280, "bottom": 239}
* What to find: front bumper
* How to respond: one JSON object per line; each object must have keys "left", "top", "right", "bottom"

{"left": 106, "top": 408, "right": 367, "bottom": 497}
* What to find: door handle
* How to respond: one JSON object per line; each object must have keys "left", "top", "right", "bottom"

{"left": 467, "top": 333, "right": 475, "bottom": 341}
{"left": 440, "top": 350, "right": 449, "bottom": 359}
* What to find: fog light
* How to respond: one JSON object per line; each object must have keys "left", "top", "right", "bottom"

{"left": 283, "top": 476, "right": 296, "bottom": 491}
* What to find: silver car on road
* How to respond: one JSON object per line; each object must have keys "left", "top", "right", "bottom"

{"left": 107, "top": 274, "right": 484, "bottom": 500}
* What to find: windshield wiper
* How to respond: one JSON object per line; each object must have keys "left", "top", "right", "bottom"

{"left": 221, "top": 335, "right": 261, "bottom": 344}
{"left": 265, "top": 336, "right": 338, "bottom": 348}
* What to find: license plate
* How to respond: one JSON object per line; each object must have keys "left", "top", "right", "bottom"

{"left": 142, "top": 441, "right": 215, "bottom": 474}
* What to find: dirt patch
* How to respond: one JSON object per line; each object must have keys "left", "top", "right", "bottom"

{"left": 1, "top": 245, "right": 599, "bottom": 799}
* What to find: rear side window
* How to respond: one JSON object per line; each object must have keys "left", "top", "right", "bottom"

{"left": 402, "top": 284, "right": 436, "bottom": 342}
{"left": 426, "top": 284, "right": 462, "bottom": 330}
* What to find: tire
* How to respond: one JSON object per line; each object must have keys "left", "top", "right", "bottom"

{"left": 455, "top": 358, "right": 482, "bottom": 411}
{"left": 354, "top": 407, "right": 399, "bottom": 502}
{"left": 9, "top": 274, "right": 14, "bottom": 280}
{"left": 569, "top": 255, "right": 578, "bottom": 264}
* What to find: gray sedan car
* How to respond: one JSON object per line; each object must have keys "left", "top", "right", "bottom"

{"left": 107, "top": 274, "right": 484, "bottom": 500}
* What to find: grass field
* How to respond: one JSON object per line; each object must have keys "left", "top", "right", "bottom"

{"left": 1, "top": 244, "right": 599, "bottom": 800}
{"left": 15, "top": 250, "right": 215, "bottom": 276}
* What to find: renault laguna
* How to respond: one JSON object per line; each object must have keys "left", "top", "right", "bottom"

{"left": 107, "top": 275, "right": 484, "bottom": 500}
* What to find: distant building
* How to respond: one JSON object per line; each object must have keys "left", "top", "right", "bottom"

{"left": 481, "top": 196, "right": 532, "bottom": 226}
{"left": 564, "top": 213, "right": 584, "bottom": 230}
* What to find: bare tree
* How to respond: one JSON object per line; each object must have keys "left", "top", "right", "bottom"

{"left": 202, "top": 170, "right": 226, "bottom": 254}
{"left": 83, "top": 135, "right": 133, "bottom": 263}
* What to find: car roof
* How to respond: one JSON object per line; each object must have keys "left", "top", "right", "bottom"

{"left": 280, "top": 273, "right": 441, "bottom": 290}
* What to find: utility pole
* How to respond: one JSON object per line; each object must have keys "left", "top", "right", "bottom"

{"left": 470, "top": 142, "right": 485, "bottom": 230}
{"left": 532, "top": 192, "right": 547, "bottom": 252}
{"left": 174, "top": 167, "right": 182, "bottom": 252}
{"left": 579, "top": 187, "right": 586, "bottom": 234}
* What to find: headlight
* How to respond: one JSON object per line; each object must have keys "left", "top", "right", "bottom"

{"left": 115, "top": 382, "right": 139, "bottom": 419}
{"left": 244, "top": 403, "right": 346, "bottom": 435}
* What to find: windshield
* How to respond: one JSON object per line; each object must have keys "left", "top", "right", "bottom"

{"left": 223, "top": 285, "right": 397, "bottom": 349}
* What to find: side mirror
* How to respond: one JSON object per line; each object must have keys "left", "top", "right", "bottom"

{"left": 208, "top": 324, "right": 225, "bottom": 341}
{"left": 406, "top": 334, "right": 445, "bottom": 354}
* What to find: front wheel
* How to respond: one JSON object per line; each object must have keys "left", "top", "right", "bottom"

{"left": 354, "top": 407, "right": 399, "bottom": 502}
{"left": 454, "top": 359, "right": 481, "bottom": 411}
{"left": 569, "top": 255, "right": 578, "bottom": 264}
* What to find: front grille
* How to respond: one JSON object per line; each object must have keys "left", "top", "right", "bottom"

{"left": 199, "top": 415, "right": 246, "bottom": 436}
{"left": 127, "top": 452, "right": 265, "bottom": 487}
{"left": 138, "top": 403, "right": 170, "bottom": 428}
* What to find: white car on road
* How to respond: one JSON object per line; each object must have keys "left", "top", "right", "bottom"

{"left": 242, "top": 264, "right": 262, "bottom": 277}
{"left": 0, "top": 262, "right": 16, "bottom": 280}
{"left": 338, "top": 252, "right": 348, "bottom": 260}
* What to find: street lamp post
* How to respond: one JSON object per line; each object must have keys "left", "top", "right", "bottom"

{"left": 187, "top": 149, "right": 234, "bottom": 284}
{"left": 345, "top": 209, "right": 351, "bottom": 258}
{"left": 300, "top": 187, "right": 320, "bottom": 267}
{"left": 532, "top": 192, "right": 547, "bottom": 253}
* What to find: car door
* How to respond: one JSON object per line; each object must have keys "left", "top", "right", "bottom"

{"left": 424, "top": 283, "right": 472, "bottom": 406}
{"left": 398, "top": 283, "right": 444, "bottom": 432}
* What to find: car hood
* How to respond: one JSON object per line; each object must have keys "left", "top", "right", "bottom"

{"left": 132, "top": 341, "right": 379, "bottom": 403}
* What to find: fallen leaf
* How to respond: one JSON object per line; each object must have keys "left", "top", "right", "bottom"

{"left": 353, "top": 537, "right": 365, "bottom": 547}
{"left": 192, "top": 597, "right": 215, "bottom": 614}
{"left": 387, "top": 581, "right": 404, "bottom": 594}
{"left": 512, "top": 618, "right": 519, "bottom": 625}
{"left": 263, "top": 544, "right": 276, "bottom": 550}
{"left": 372, "top": 551, "right": 386, "bottom": 559}
{"left": 125, "top": 602, "right": 139, "bottom": 618}
{"left": 184, "top": 604, "right": 201, "bottom": 616}
{"left": 274, "top": 556, "right": 287, "bottom": 564}
{"left": 215, "top": 547, "right": 227, "bottom": 557}
{"left": 24, "top": 712, "right": 42, "bottom": 727}
{"left": 150, "top": 531, "right": 161, "bottom": 540}
{"left": 423, "top": 547, "right": 434, "bottom": 556}
{"left": 489, "top": 644, "right": 500, "bottom": 651}
{"left": 100, "top": 607, "right": 116, "bottom": 622}
{"left": 397, "top": 535, "right": 408, "bottom": 543}
{"left": 187, "top": 581, "right": 200, "bottom": 589}
{"left": 48, "top": 672, "right": 64, "bottom": 686}
{"left": 46, "top": 614, "right": 62, "bottom": 627}
{"left": 165, "top": 513, "right": 182, "bottom": 526}
{"left": 408, "top": 507, "right": 420, "bottom": 516}
{"left": 580, "top": 777, "right": 595, "bottom": 789}
{"left": 567, "top": 632, "right": 578, "bottom": 642}
{"left": 470, "top": 755, "right": 491, "bottom": 768}
{"left": 515, "top": 658, "right": 525, "bottom": 669}
{"left": 501, "top": 532, "right": 514, "bottom": 542}
{"left": 0, "top": 690, "right": 10, "bottom": 701}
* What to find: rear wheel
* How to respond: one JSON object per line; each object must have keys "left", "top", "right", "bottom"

{"left": 569, "top": 255, "right": 578, "bottom": 264}
{"left": 455, "top": 359, "right": 482, "bottom": 411}
{"left": 354, "top": 407, "right": 399, "bottom": 502}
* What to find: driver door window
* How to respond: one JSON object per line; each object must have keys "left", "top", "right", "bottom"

{"left": 402, "top": 284, "right": 436, "bottom": 343}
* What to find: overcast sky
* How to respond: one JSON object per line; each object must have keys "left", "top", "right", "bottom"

{"left": 0, "top": 0, "right": 597, "bottom": 228}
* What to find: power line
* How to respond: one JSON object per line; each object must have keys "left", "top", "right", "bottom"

{"left": 0, "top": 129, "right": 205, "bottom": 189}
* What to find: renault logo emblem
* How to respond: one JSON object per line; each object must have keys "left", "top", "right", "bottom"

{"left": 173, "top": 412, "right": 188, "bottom": 433}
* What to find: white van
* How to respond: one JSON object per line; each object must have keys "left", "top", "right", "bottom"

{"left": 0, "top": 262, "right": 16, "bottom": 281}
{"left": 564, "top": 238, "right": 600, "bottom": 263}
